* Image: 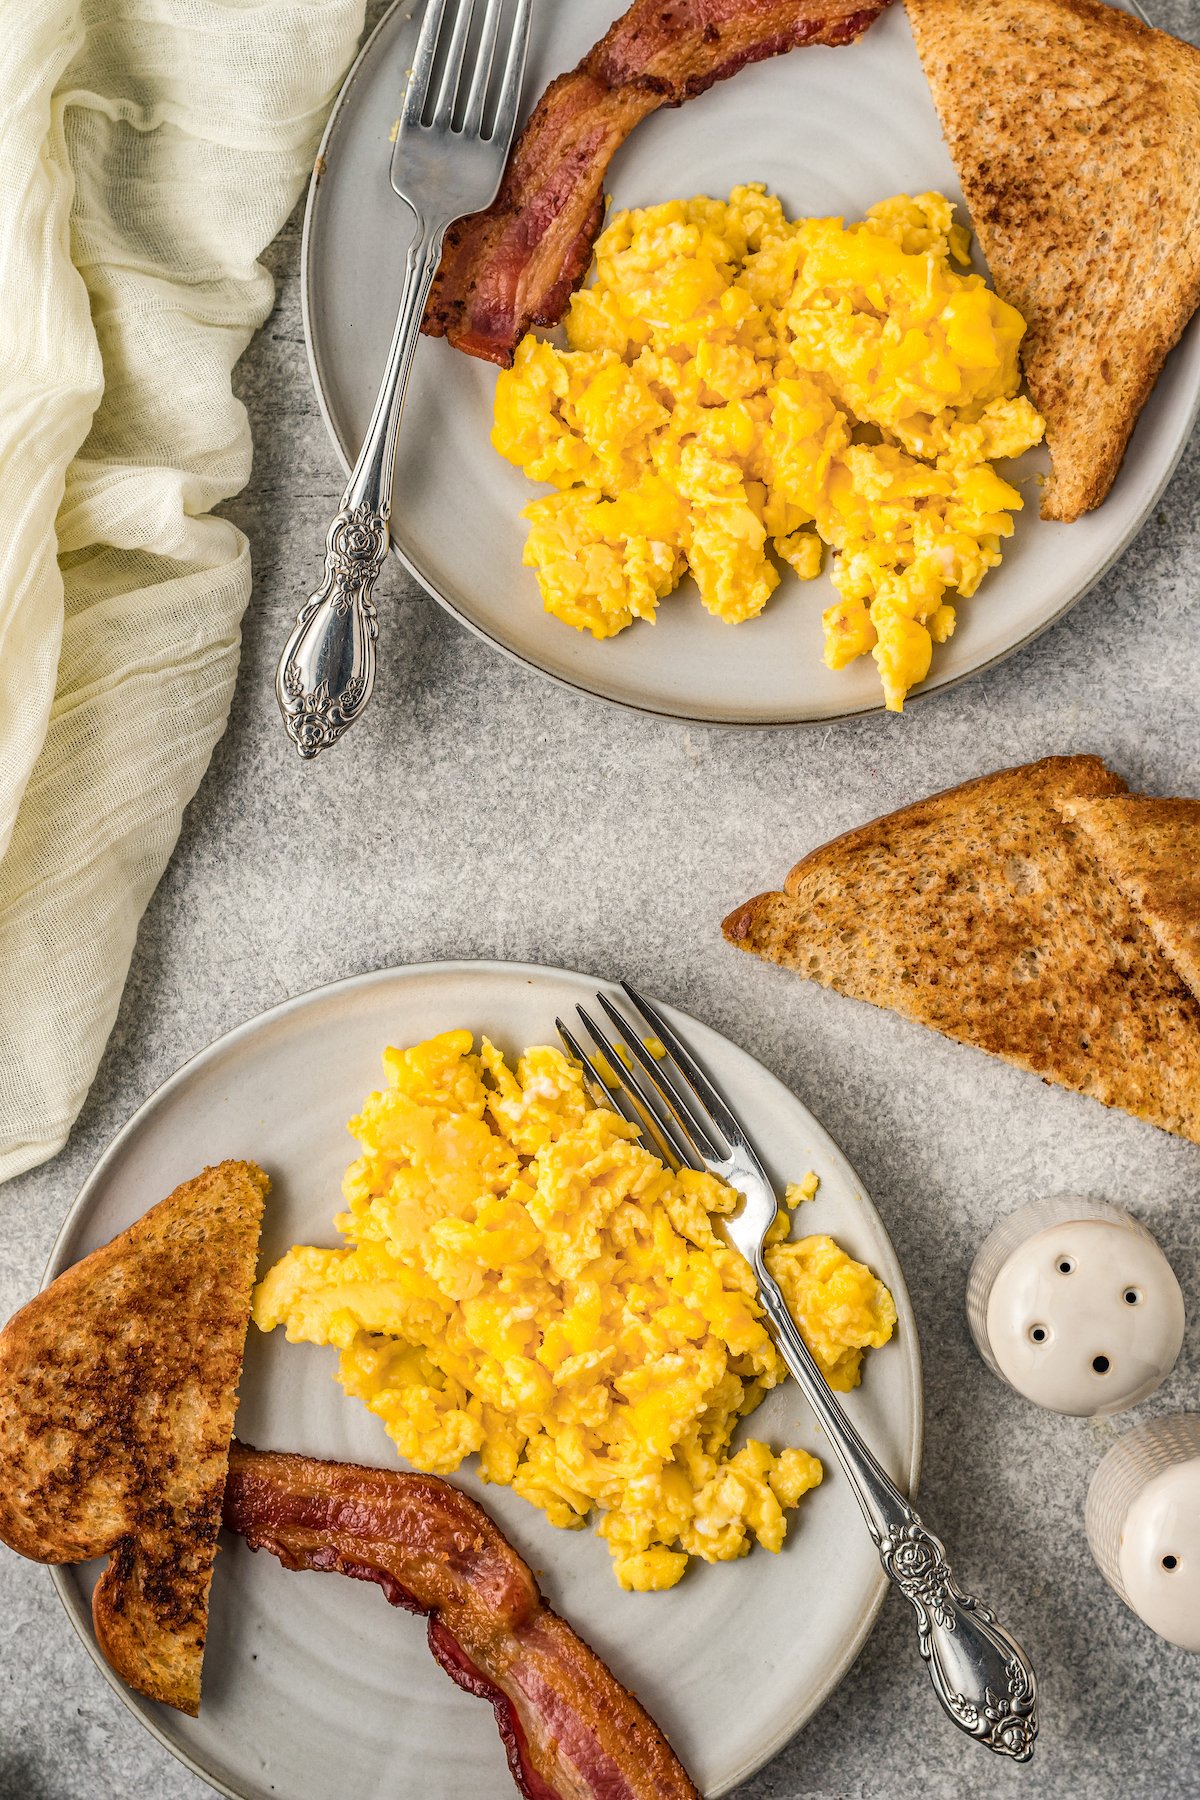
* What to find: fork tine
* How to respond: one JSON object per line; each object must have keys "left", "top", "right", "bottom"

{"left": 620, "top": 981, "right": 754, "bottom": 1157}
{"left": 430, "top": 0, "right": 477, "bottom": 128}
{"left": 487, "top": 0, "right": 532, "bottom": 144}
{"left": 403, "top": 0, "right": 452, "bottom": 126}
{"left": 555, "top": 1019, "right": 642, "bottom": 1133}
{"left": 592, "top": 994, "right": 723, "bottom": 1164}
{"left": 574, "top": 1005, "right": 702, "bottom": 1172}
{"left": 459, "top": 0, "right": 504, "bottom": 137}
{"left": 558, "top": 1017, "right": 683, "bottom": 1171}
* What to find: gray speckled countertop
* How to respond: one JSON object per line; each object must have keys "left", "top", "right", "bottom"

{"left": 3, "top": 4, "right": 1200, "bottom": 1791}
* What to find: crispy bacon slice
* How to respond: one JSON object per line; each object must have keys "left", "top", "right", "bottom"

{"left": 422, "top": 0, "right": 891, "bottom": 365}
{"left": 222, "top": 1444, "right": 699, "bottom": 1800}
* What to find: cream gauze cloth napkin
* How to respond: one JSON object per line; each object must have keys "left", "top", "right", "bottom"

{"left": 0, "top": 0, "right": 365, "bottom": 1181}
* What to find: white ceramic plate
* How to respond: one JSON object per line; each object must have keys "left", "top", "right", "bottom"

{"left": 48, "top": 961, "right": 921, "bottom": 1800}
{"left": 302, "top": 0, "right": 1200, "bottom": 726}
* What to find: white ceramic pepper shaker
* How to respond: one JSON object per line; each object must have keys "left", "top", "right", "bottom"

{"left": 1086, "top": 1414, "right": 1200, "bottom": 1652}
{"left": 966, "top": 1195, "right": 1185, "bottom": 1416}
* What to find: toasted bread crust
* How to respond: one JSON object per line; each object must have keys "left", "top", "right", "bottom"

{"left": 723, "top": 757, "right": 1200, "bottom": 1141}
{"left": 906, "top": 0, "right": 1200, "bottom": 520}
{"left": 777, "top": 754, "right": 1122, "bottom": 891}
{"left": 0, "top": 1161, "right": 267, "bottom": 1714}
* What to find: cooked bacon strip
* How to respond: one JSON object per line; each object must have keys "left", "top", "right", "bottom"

{"left": 422, "top": 0, "right": 890, "bottom": 365}
{"left": 223, "top": 1444, "right": 699, "bottom": 1800}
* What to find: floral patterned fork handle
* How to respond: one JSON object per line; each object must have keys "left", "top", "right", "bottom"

{"left": 755, "top": 1274, "right": 1039, "bottom": 1761}
{"left": 275, "top": 500, "right": 389, "bottom": 760}
{"left": 275, "top": 201, "right": 444, "bottom": 756}
{"left": 275, "top": 219, "right": 449, "bottom": 758}
{"left": 276, "top": 0, "right": 532, "bottom": 758}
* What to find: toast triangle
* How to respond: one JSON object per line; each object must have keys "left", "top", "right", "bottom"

{"left": 723, "top": 756, "right": 1200, "bottom": 1141}
{"left": 906, "top": 0, "right": 1200, "bottom": 520}
{"left": 0, "top": 1160, "right": 267, "bottom": 1714}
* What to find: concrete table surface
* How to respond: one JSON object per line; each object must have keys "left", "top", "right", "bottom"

{"left": 2, "top": 5, "right": 1199, "bottom": 1790}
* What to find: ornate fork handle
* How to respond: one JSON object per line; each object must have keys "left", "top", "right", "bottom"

{"left": 276, "top": 220, "right": 444, "bottom": 758}
{"left": 755, "top": 1268, "right": 1038, "bottom": 1761}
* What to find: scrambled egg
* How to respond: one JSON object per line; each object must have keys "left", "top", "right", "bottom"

{"left": 254, "top": 1031, "right": 896, "bottom": 1591}
{"left": 492, "top": 188, "right": 1045, "bottom": 710}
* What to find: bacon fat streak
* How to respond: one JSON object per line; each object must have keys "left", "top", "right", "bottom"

{"left": 422, "top": 0, "right": 890, "bottom": 365}
{"left": 222, "top": 1443, "right": 700, "bottom": 1800}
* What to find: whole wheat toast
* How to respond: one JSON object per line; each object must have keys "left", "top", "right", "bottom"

{"left": 723, "top": 756, "right": 1200, "bottom": 1141}
{"left": 0, "top": 1160, "right": 267, "bottom": 1714}
{"left": 1062, "top": 794, "right": 1200, "bottom": 1002}
{"left": 906, "top": 0, "right": 1200, "bottom": 521}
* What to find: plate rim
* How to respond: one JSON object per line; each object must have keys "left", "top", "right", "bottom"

{"left": 43, "top": 956, "right": 923, "bottom": 1799}
{"left": 299, "top": 0, "right": 1200, "bottom": 730}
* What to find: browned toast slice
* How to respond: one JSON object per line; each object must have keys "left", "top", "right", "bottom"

{"left": 0, "top": 1160, "right": 267, "bottom": 1714}
{"left": 1061, "top": 794, "right": 1200, "bottom": 1001}
{"left": 906, "top": 0, "right": 1200, "bottom": 520}
{"left": 723, "top": 756, "right": 1200, "bottom": 1141}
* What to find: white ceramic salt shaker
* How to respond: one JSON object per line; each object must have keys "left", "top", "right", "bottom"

{"left": 966, "top": 1195, "right": 1184, "bottom": 1416}
{"left": 1086, "top": 1414, "right": 1200, "bottom": 1652}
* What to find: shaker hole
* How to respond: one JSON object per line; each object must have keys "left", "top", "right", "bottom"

{"left": 1092, "top": 1354, "right": 1111, "bottom": 1374}
{"left": 1058, "top": 1257, "right": 1075, "bottom": 1274}
{"left": 1029, "top": 1324, "right": 1049, "bottom": 1344}
{"left": 1124, "top": 1288, "right": 1141, "bottom": 1305}
{"left": 1162, "top": 1555, "right": 1179, "bottom": 1571}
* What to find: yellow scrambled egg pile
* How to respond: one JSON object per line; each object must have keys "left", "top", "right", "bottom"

{"left": 254, "top": 1031, "right": 896, "bottom": 1591}
{"left": 492, "top": 188, "right": 1045, "bottom": 710}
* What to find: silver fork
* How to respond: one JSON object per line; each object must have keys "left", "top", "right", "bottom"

{"left": 559, "top": 981, "right": 1040, "bottom": 1763}
{"left": 276, "top": 0, "right": 532, "bottom": 758}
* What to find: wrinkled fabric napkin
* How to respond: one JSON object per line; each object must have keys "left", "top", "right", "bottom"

{"left": 0, "top": 0, "right": 365, "bottom": 1181}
